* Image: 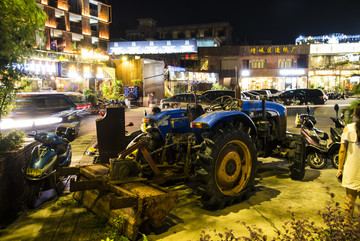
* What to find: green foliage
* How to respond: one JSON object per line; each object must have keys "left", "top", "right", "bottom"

{"left": 83, "top": 89, "right": 98, "bottom": 106}
{"left": 0, "top": 130, "right": 25, "bottom": 153}
{"left": 131, "top": 79, "right": 142, "bottom": 86}
{"left": 342, "top": 98, "right": 360, "bottom": 123}
{"left": 100, "top": 214, "right": 129, "bottom": 241}
{"left": 0, "top": 0, "right": 46, "bottom": 120}
{"left": 101, "top": 79, "right": 124, "bottom": 101}
{"left": 200, "top": 191, "right": 360, "bottom": 240}
{"left": 352, "top": 84, "right": 360, "bottom": 95}
{"left": 211, "top": 82, "right": 229, "bottom": 90}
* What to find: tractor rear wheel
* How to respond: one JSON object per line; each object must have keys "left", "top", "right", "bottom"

{"left": 198, "top": 124, "right": 257, "bottom": 209}
{"left": 288, "top": 135, "right": 306, "bottom": 180}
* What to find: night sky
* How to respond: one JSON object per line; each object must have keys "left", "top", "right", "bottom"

{"left": 109, "top": 0, "right": 360, "bottom": 45}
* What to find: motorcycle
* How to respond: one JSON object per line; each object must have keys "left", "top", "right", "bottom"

{"left": 329, "top": 104, "right": 346, "bottom": 168}
{"left": 300, "top": 106, "right": 341, "bottom": 169}
{"left": 23, "top": 125, "right": 75, "bottom": 208}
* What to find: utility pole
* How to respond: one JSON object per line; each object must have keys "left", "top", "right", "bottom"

{"left": 235, "top": 66, "right": 241, "bottom": 99}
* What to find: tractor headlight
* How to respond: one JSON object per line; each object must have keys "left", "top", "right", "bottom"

{"left": 191, "top": 122, "right": 210, "bottom": 129}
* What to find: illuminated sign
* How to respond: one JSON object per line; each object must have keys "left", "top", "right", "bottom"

{"left": 25, "top": 61, "right": 57, "bottom": 75}
{"left": 168, "top": 66, "right": 186, "bottom": 72}
{"left": 310, "top": 43, "right": 360, "bottom": 54}
{"left": 108, "top": 40, "right": 197, "bottom": 55}
{"left": 313, "top": 70, "right": 341, "bottom": 75}
{"left": 279, "top": 69, "right": 306, "bottom": 76}
{"left": 170, "top": 71, "right": 218, "bottom": 83}
{"left": 249, "top": 46, "right": 297, "bottom": 55}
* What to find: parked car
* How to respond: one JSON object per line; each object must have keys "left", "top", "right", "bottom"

{"left": 248, "top": 90, "right": 272, "bottom": 99}
{"left": 269, "top": 89, "right": 327, "bottom": 105}
{"left": 0, "top": 92, "right": 82, "bottom": 132}
{"left": 201, "top": 90, "right": 249, "bottom": 104}
{"left": 160, "top": 93, "right": 201, "bottom": 109}
{"left": 63, "top": 92, "right": 91, "bottom": 110}
{"left": 242, "top": 91, "right": 261, "bottom": 100}
{"left": 262, "top": 89, "right": 279, "bottom": 95}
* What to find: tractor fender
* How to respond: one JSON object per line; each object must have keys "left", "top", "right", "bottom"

{"left": 192, "top": 111, "right": 257, "bottom": 142}
{"left": 242, "top": 100, "right": 287, "bottom": 116}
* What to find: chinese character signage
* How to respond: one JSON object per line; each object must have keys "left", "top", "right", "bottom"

{"left": 248, "top": 45, "right": 299, "bottom": 55}
{"left": 108, "top": 40, "right": 197, "bottom": 55}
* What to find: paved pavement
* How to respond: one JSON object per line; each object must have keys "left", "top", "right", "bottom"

{"left": 0, "top": 104, "right": 356, "bottom": 241}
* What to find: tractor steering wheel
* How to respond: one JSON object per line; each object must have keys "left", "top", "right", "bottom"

{"left": 209, "top": 96, "right": 243, "bottom": 111}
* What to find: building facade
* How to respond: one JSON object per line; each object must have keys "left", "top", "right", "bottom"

{"left": 126, "top": 18, "right": 232, "bottom": 46}
{"left": 308, "top": 43, "right": 360, "bottom": 91}
{"left": 199, "top": 45, "right": 310, "bottom": 91}
{"left": 27, "top": 0, "right": 112, "bottom": 92}
{"left": 36, "top": 0, "right": 110, "bottom": 53}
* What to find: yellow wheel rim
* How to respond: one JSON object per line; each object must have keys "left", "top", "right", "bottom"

{"left": 215, "top": 140, "right": 252, "bottom": 196}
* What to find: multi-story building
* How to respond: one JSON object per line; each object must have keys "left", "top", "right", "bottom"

{"left": 126, "top": 18, "right": 232, "bottom": 46}
{"left": 120, "top": 18, "right": 232, "bottom": 69}
{"left": 36, "top": 0, "right": 111, "bottom": 53}
{"left": 198, "top": 45, "right": 310, "bottom": 90}
{"left": 308, "top": 44, "right": 360, "bottom": 92}
{"left": 27, "top": 0, "right": 112, "bottom": 92}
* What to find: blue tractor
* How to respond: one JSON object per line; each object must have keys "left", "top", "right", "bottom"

{"left": 122, "top": 95, "right": 305, "bottom": 209}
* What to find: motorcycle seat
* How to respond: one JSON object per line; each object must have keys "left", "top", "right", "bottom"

{"left": 314, "top": 128, "right": 329, "bottom": 140}
{"left": 56, "top": 142, "right": 69, "bottom": 156}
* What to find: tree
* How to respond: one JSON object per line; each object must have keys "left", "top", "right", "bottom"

{"left": 0, "top": 0, "right": 46, "bottom": 119}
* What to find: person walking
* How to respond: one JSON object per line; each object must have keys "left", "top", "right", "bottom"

{"left": 337, "top": 103, "right": 360, "bottom": 224}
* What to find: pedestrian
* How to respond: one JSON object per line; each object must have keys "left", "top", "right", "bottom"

{"left": 337, "top": 103, "right": 360, "bottom": 225}
{"left": 148, "top": 92, "right": 154, "bottom": 107}
{"left": 148, "top": 92, "right": 156, "bottom": 109}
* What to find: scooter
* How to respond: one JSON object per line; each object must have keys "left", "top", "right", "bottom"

{"left": 329, "top": 104, "right": 346, "bottom": 168}
{"left": 300, "top": 106, "right": 341, "bottom": 169}
{"left": 23, "top": 125, "right": 75, "bottom": 208}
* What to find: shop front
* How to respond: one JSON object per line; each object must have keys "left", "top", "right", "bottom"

{"left": 24, "top": 59, "right": 106, "bottom": 92}
{"left": 276, "top": 68, "right": 308, "bottom": 90}
{"left": 239, "top": 68, "right": 307, "bottom": 91}
{"left": 307, "top": 69, "right": 360, "bottom": 91}
{"left": 56, "top": 62, "right": 105, "bottom": 92}
{"left": 168, "top": 68, "right": 218, "bottom": 94}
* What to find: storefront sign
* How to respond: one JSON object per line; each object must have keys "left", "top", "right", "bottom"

{"left": 249, "top": 46, "right": 297, "bottom": 55}
{"left": 312, "top": 70, "right": 341, "bottom": 76}
{"left": 170, "top": 71, "right": 218, "bottom": 83}
{"left": 279, "top": 69, "right": 306, "bottom": 76}
{"left": 310, "top": 43, "right": 360, "bottom": 54}
{"left": 24, "top": 61, "right": 58, "bottom": 75}
{"left": 108, "top": 40, "right": 197, "bottom": 55}
{"left": 59, "top": 62, "right": 105, "bottom": 79}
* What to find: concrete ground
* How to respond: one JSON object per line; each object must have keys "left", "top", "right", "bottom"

{"left": 0, "top": 103, "right": 356, "bottom": 240}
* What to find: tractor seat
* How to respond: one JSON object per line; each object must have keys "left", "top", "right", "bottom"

{"left": 187, "top": 105, "right": 205, "bottom": 122}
